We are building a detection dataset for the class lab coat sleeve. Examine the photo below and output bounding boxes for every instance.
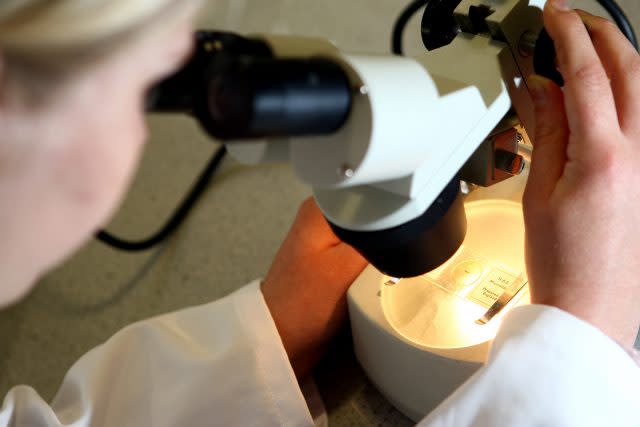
[418,305,640,427]
[0,280,315,427]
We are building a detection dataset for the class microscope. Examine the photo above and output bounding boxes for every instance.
[146,0,582,420]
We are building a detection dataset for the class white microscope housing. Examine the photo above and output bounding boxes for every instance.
[228,0,545,278]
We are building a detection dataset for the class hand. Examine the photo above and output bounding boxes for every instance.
[523,0,640,347]
[261,198,367,379]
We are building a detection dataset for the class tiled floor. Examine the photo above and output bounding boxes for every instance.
[1,1,638,425]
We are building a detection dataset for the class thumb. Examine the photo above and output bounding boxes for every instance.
[525,74,570,200]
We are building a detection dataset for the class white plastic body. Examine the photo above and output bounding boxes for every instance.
[313,36,514,231]
[226,0,543,232]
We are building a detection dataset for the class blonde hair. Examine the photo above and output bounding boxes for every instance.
[0,0,199,102]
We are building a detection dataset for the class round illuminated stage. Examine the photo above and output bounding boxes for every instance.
[382,199,530,353]
[347,199,530,421]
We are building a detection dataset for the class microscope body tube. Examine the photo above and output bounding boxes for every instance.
[226,34,516,277]
[230,34,515,233]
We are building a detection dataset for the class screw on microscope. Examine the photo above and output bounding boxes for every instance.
[338,164,355,178]
[518,31,538,58]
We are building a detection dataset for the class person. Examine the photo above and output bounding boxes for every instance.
[0,0,638,425]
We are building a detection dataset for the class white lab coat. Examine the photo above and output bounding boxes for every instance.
[1,280,639,426]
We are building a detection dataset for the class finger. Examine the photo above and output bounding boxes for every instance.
[293,197,342,248]
[576,10,640,136]
[525,75,570,199]
[543,1,619,142]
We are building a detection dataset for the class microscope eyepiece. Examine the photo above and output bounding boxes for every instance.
[147,31,353,140]
[199,57,353,140]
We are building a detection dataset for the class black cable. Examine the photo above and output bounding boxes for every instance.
[392,0,638,56]
[96,145,227,251]
[392,0,429,55]
[595,0,638,50]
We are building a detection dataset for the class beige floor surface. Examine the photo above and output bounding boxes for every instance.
[1,1,639,425]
